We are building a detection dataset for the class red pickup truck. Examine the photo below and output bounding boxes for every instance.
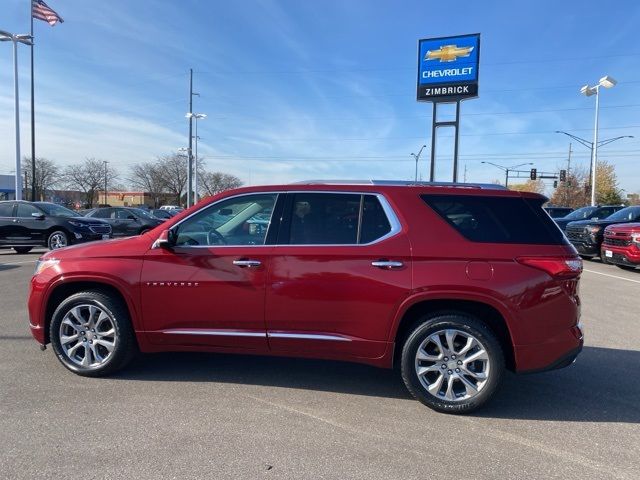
[601,223,640,270]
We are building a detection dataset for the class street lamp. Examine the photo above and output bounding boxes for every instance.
[481,161,533,188]
[555,130,633,205]
[579,75,617,206]
[410,145,427,183]
[0,30,33,201]
[185,113,206,204]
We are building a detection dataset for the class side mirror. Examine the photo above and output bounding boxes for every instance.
[152,229,175,250]
[31,212,45,220]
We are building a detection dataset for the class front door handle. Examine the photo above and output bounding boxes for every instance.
[371,260,404,269]
[233,259,262,268]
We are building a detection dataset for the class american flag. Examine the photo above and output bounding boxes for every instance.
[32,0,64,26]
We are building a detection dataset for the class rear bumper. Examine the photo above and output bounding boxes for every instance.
[514,321,584,373]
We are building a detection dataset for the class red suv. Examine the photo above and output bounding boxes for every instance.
[602,223,640,270]
[28,182,583,413]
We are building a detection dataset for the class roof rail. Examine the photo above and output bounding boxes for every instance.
[292,179,508,190]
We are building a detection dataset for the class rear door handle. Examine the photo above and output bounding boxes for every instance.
[233,259,262,268]
[371,260,404,269]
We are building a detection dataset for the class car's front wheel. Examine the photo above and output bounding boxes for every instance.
[401,314,504,414]
[47,230,69,250]
[50,290,136,377]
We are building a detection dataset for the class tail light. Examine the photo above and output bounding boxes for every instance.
[516,256,583,279]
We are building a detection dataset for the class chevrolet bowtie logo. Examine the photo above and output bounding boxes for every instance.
[425,45,474,62]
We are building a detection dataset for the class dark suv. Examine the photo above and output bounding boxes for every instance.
[565,206,640,258]
[0,201,111,253]
[84,207,164,237]
[554,205,623,231]
[28,182,583,413]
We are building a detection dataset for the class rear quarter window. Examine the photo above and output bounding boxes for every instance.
[422,194,567,245]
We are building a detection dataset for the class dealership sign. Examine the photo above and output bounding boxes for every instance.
[417,33,480,102]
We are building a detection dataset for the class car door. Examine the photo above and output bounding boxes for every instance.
[0,202,16,245]
[111,208,137,236]
[140,192,282,350]
[14,203,47,244]
[264,192,412,359]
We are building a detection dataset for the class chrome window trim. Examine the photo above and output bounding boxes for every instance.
[164,190,402,249]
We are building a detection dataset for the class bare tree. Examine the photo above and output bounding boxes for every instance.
[22,157,60,201]
[157,153,188,205]
[129,162,166,208]
[200,171,243,197]
[63,158,118,207]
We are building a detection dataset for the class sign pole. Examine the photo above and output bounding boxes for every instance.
[429,103,437,181]
[452,100,460,182]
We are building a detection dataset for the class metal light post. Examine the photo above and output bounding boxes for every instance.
[410,145,427,182]
[579,76,617,206]
[556,129,632,205]
[186,113,206,203]
[0,30,33,201]
[103,160,108,205]
[481,161,533,188]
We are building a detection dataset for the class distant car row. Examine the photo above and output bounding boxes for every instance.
[0,201,180,253]
[549,204,640,271]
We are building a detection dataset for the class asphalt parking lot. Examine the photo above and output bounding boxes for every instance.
[0,249,638,479]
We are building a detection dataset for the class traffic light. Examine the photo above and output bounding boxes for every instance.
[559,170,567,182]
[553,180,558,188]
[530,168,537,180]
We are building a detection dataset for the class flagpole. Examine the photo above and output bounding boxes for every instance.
[30,0,36,201]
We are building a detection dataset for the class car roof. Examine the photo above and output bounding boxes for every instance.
[209,180,545,200]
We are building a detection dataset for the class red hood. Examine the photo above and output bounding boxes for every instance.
[41,234,152,260]
[605,223,640,235]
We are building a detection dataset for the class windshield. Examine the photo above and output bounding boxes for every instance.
[36,203,80,218]
[603,206,640,222]
[562,206,596,220]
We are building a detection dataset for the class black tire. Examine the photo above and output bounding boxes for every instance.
[579,255,592,261]
[47,230,69,250]
[616,264,637,272]
[49,290,136,377]
[13,246,33,254]
[401,314,505,414]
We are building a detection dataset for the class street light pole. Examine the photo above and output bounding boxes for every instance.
[185,113,206,204]
[410,145,427,182]
[103,160,108,206]
[580,75,617,206]
[555,130,632,206]
[480,161,533,188]
[0,30,32,201]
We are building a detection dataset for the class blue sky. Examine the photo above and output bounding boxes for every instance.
[1,0,639,196]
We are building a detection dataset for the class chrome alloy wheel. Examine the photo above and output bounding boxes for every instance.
[58,304,117,368]
[414,329,490,402]
[49,232,68,249]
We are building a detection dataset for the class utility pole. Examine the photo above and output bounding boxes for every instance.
[463,163,467,183]
[30,9,36,202]
[187,68,194,208]
[103,160,108,206]
[565,143,572,206]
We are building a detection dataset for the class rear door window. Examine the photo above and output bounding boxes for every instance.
[0,203,14,217]
[281,193,394,245]
[422,194,567,245]
[16,203,41,218]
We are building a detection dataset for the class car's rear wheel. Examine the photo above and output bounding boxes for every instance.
[47,230,69,250]
[50,291,136,377]
[13,246,33,254]
[401,314,504,414]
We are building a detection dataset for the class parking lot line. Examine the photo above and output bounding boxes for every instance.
[583,268,640,285]
[0,260,37,266]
